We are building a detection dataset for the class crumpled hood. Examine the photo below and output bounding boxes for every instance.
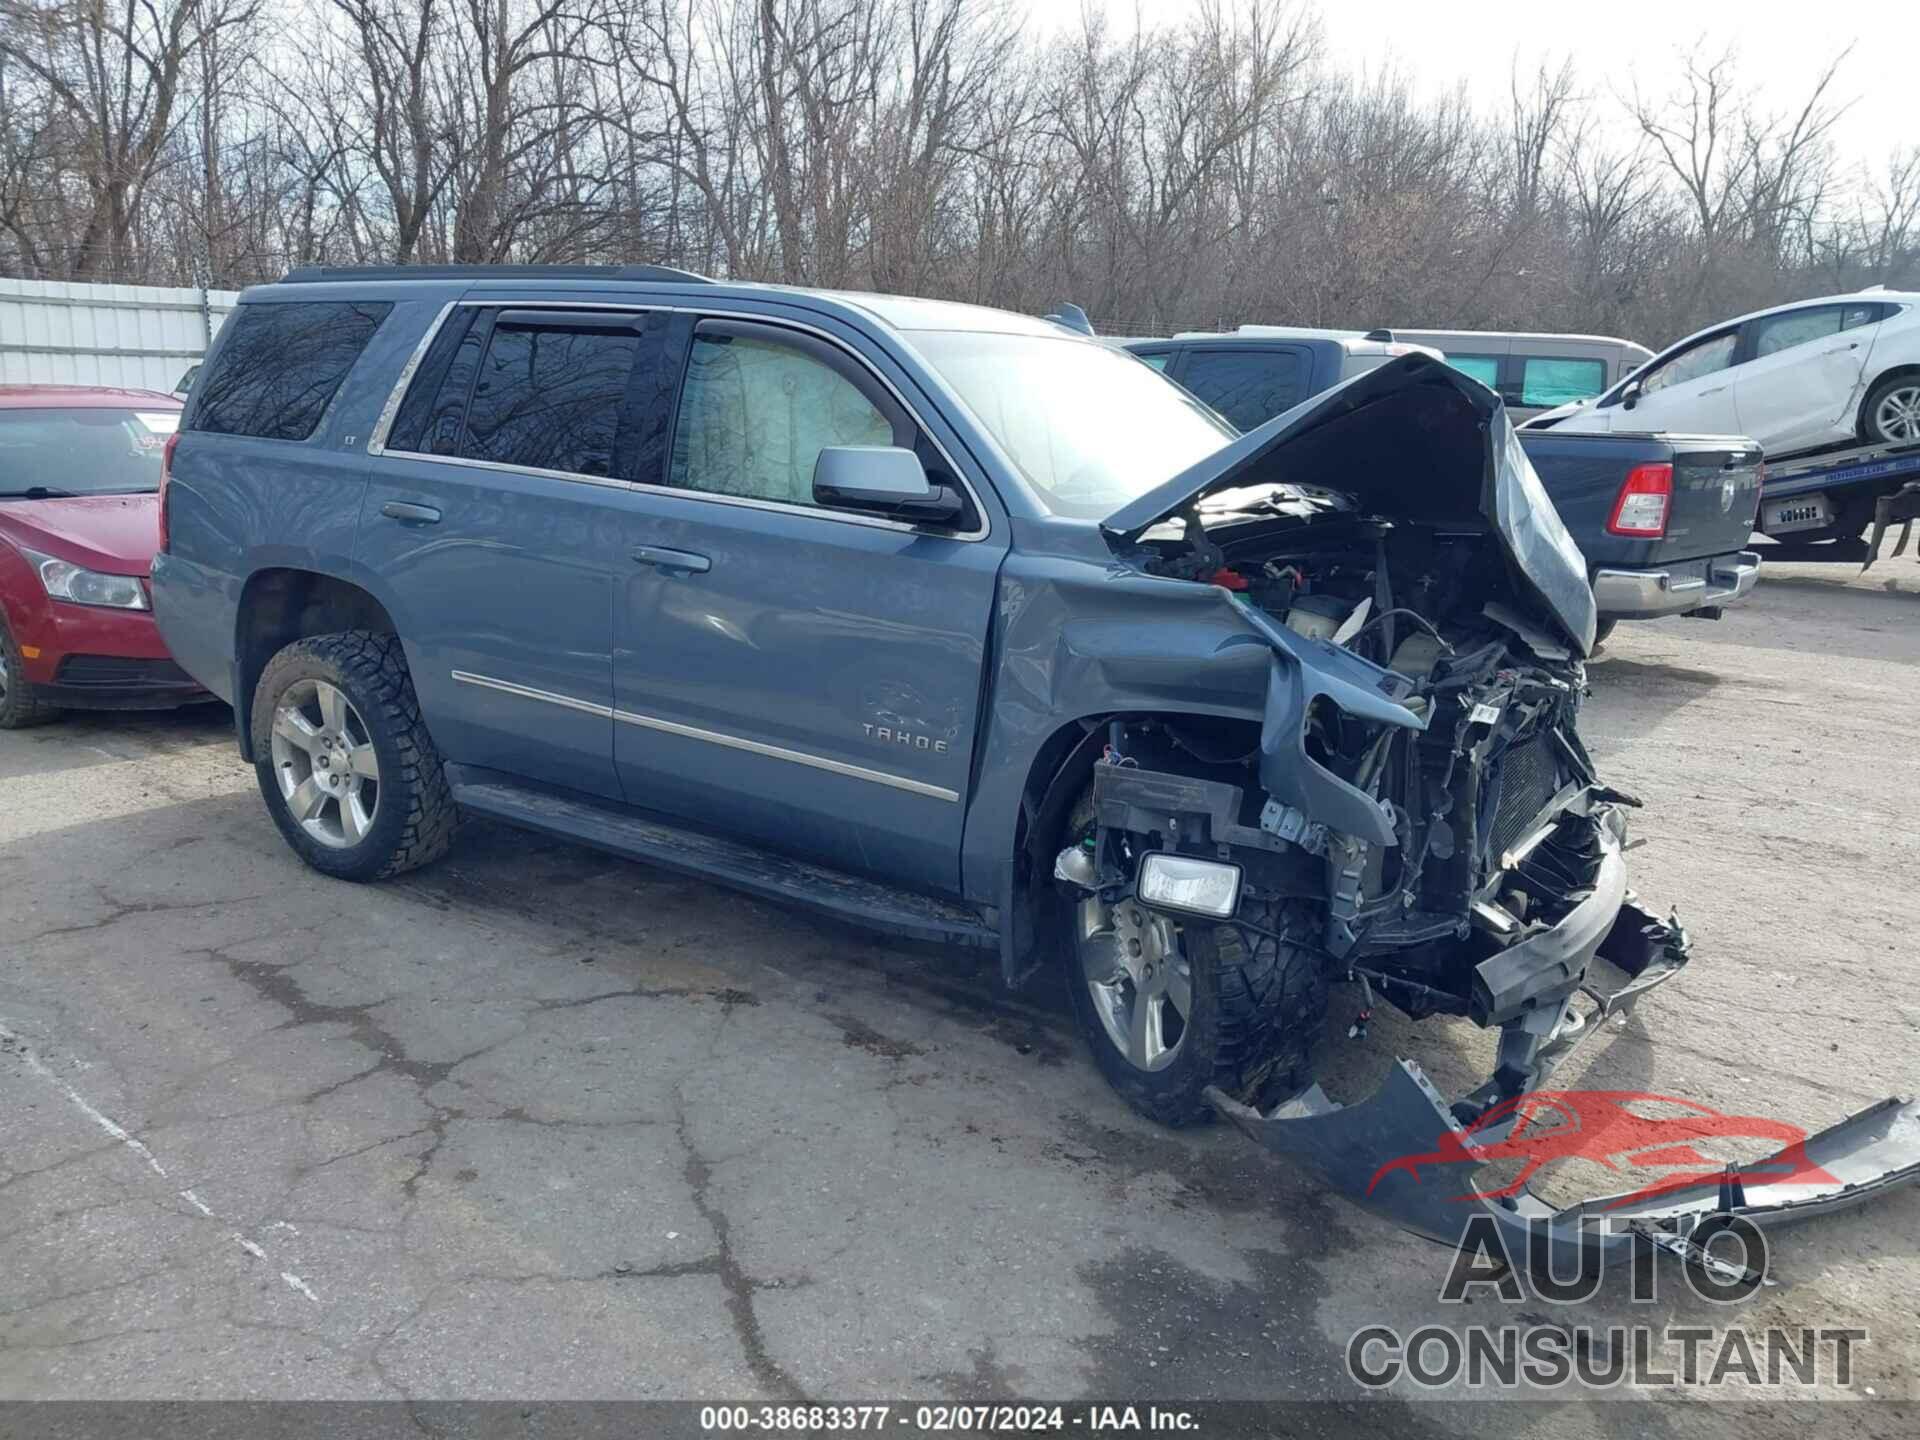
[0,493,161,576]
[1103,354,1598,653]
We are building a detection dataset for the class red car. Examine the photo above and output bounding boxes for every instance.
[0,386,208,726]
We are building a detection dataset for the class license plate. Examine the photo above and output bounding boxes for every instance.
[1764,492,1831,533]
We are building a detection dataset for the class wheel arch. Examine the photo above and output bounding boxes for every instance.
[1000,707,1265,987]
[233,568,399,760]
[1859,364,1920,441]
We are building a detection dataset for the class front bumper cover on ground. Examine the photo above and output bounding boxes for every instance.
[1208,895,1920,1273]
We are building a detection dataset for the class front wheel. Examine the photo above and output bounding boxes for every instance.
[0,617,59,728]
[1068,887,1329,1128]
[251,630,458,881]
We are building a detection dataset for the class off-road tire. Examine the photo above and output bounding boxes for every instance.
[0,617,59,728]
[1068,878,1330,1128]
[251,630,458,881]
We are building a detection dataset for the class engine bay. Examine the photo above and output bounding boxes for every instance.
[1111,498,1617,1020]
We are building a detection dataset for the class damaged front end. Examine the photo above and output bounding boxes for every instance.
[1064,356,1920,1258]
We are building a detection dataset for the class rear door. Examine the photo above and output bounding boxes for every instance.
[358,305,646,801]
[1731,302,1881,452]
[605,314,1006,895]
[1168,345,1315,429]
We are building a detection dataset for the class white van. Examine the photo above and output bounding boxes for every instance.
[1392,330,1654,420]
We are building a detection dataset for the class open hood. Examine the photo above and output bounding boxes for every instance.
[1103,354,1597,653]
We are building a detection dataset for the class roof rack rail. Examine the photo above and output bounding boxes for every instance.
[276,263,713,285]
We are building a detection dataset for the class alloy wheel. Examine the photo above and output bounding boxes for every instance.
[1874,384,1920,443]
[269,678,380,848]
[1075,893,1192,1071]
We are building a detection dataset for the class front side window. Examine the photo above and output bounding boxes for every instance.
[191,301,391,440]
[912,330,1234,519]
[1134,352,1172,372]
[1177,349,1307,430]
[668,332,894,507]
[461,319,641,477]
[1639,332,1738,397]
[0,408,178,497]
[1520,356,1606,408]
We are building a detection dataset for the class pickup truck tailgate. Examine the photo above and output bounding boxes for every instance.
[1519,430,1762,569]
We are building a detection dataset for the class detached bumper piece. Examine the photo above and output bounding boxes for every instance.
[1208,903,1920,1274]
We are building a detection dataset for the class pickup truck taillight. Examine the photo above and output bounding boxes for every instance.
[1606,462,1673,537]
[158,430,180,552]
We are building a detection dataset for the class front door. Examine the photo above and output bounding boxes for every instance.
[1733,303,1879,452]
[607,316,1005,895]
[357,306,653,801]
[1611,327,1742,436]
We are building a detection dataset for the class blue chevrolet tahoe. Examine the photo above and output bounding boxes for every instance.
[152,265,1690,1143]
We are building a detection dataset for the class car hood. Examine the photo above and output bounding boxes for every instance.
[1521,397,1596,430]
[0,493,160,576]
[1103,353,1597,653]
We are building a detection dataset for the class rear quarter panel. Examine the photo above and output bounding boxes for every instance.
[151,293,449,705]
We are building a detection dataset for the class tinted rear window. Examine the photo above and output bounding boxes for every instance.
[1520,356,1606,408]
[1178,348,1308,429]
[191,301,392,441]
[460,319,641,477]
[1445,354,1501,389]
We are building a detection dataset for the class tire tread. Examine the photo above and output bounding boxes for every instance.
[253,630,457,878]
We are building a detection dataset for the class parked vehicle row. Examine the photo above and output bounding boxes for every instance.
[9,261,1919,1255]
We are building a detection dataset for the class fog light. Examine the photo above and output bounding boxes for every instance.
[1136,853,1242,920]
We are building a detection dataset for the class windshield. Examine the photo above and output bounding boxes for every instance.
[911,331,1234,519]
[0,407,179,497]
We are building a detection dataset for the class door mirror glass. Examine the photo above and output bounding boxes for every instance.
[813,446,962,523]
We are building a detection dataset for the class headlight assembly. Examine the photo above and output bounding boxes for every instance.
[22,547,149,610]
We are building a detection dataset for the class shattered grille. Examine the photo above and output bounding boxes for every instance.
[1486,731,1564,861]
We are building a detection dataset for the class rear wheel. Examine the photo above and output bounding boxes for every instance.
[1590,617,1618,650]
[1861,375,1920,446]
[251,630,458,880]
[0,618,59,728]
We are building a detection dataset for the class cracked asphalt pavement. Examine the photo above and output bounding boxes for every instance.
[2,560,1917,1431]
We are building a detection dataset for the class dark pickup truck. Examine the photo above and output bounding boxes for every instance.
[1124,335,1762,643]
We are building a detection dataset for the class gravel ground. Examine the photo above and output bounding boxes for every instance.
[1,558,1916,1435]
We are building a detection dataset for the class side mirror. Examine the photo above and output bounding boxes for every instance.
[1620,381,1642,412]
[813,446,963,524]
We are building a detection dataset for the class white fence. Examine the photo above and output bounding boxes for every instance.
[0,278,240,394]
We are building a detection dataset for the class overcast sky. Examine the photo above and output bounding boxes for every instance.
[1033,0,1914,179]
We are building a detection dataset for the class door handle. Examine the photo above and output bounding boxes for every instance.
[631,544,710,574]
[381,501,442,524]
[1699,386,1727,397]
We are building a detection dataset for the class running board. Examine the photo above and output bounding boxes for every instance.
[449,775,997,950]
